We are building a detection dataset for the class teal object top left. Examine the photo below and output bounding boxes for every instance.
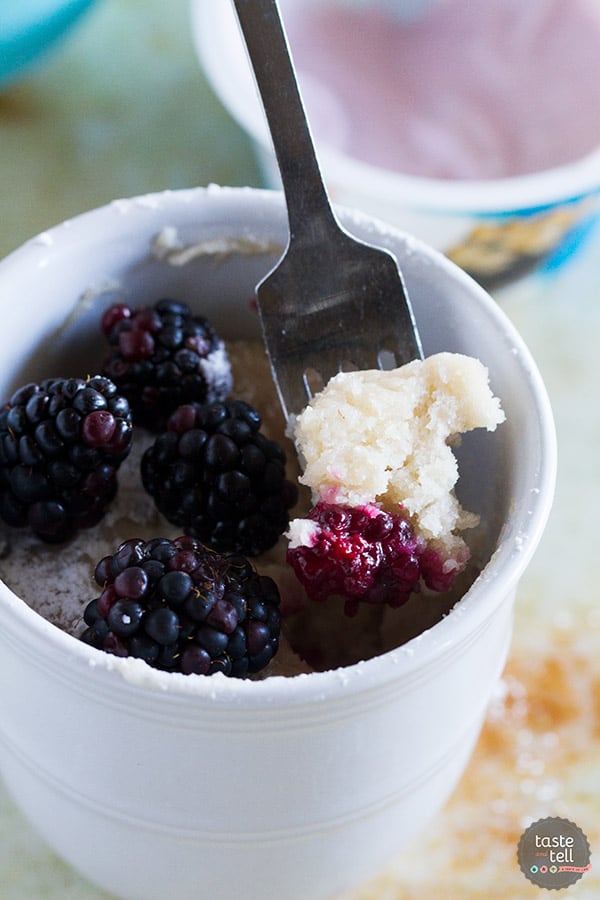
[0,0,97,86]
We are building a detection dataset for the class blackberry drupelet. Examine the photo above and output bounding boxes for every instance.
[141,400,298,556]
[286,501,458,616]
[0,376,132,542]
[101,298,232,431]
[80,536,281,677]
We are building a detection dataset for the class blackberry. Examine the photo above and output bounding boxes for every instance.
[101,298,232,430]
[141,400,298,556]
[287,502,432,616]
[0,376,133,542]
[80,536,281,677]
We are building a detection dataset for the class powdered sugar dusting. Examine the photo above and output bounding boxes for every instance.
[200,341,233,401]
[0,431,169,634]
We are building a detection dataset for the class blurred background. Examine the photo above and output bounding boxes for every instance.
[0,1,599,897]
[0,0,262,261]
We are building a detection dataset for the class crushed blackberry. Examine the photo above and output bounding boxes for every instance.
[101,298,232,431]
[141,400,298,556]
[80,536,281,677]
[0,376,132,542]
[286,501,466,616]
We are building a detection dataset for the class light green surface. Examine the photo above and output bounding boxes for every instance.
[0,0,261,260]
[0,791,107,898]
[1,1,599,898]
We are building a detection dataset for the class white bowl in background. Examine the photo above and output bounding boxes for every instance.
[191,0,600,289]
[0,186,555,899]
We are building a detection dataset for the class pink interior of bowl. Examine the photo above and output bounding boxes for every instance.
[192,1,600,213]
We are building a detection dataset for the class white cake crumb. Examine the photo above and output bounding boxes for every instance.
[291,352,505,544]
[286,518,320,550]
[150,226,282,266]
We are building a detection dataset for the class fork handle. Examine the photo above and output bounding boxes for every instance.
[232,0,338,242]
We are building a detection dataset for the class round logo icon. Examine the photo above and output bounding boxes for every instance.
[517,817,591,890]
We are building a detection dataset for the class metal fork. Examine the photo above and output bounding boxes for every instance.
[232,0,423,422]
